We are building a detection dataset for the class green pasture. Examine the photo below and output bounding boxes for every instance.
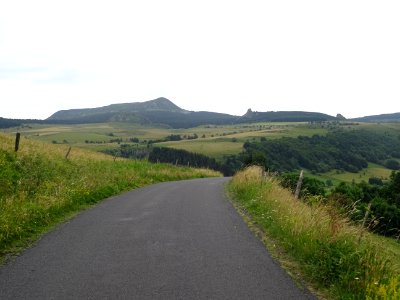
[11,123,176,145]
[12,122,334,145]
[158,139,244,160]
[305,164,391,189]
[8,121,400,184]
[313,163,393,186]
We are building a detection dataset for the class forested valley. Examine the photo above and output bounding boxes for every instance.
[136,127,400,237]
[233,128,400,237]
[241,129,400,173]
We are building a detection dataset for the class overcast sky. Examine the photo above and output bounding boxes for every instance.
[1,0,399,120]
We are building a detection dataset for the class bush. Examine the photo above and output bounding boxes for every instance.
[385,159,400,170]
[369,177,383,186]
[243,151,267,167]
[279,172,326,197]
[331,172,400,236]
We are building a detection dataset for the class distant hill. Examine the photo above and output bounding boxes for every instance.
[0,117,53,129]
[47,97,237,128]
[236,109,336,123]
[47,97,184,121]
[350,113,400,123]
[2,97,398,129]
[0,117,84,129]
[0,117,32,129]
[47,97,340,128]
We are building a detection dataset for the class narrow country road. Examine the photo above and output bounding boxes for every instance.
[0,178,314,299]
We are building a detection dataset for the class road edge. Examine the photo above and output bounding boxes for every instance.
[224,180,327,300]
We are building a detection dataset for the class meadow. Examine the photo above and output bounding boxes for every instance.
[314,163,394,186]
[8,121,329,153]
[0,132,219,263]
[6,121,400,182]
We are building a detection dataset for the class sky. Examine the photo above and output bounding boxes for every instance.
[0,0,399,120]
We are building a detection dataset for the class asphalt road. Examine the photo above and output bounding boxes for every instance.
[0,177,315,299]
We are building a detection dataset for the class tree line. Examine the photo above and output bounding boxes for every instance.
[238,129,400,173]
[103,144,237,175]
[148,147,220,170]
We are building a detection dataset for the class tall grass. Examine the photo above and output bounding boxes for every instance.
[228,166,399,299]
[0,133,219,261]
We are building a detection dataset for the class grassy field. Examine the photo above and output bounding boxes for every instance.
[155,122,330,158]
[9,122,330,151]
[0,132,220,263]
[9,121,399,149]
[3,122,277,161]
[228,166,400,299]
[309,163,394,187]
[8,123,172,145]
[7,121,400,183]
[158,139,244,160]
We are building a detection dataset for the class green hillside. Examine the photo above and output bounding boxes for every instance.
[47,97,184,120]
[241,127,400,173]
[237,109,336,123]
[0,132,219,263]
[352,112,400,123]
[46,97,238,128]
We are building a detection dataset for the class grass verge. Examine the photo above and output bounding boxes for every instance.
[227,166,400,299]
[0,133,220,263]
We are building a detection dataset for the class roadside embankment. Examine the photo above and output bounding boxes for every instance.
[228,166,399,299]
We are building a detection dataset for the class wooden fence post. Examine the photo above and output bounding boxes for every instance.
[294,170,304,199]
[15,132,21,152]
[65,146,72,159]
[358,202,372,244]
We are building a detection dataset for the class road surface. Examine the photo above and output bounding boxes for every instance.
[0,177,314,299]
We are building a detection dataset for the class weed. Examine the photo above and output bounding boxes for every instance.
[366,275,400,299]
[228,166,399,299]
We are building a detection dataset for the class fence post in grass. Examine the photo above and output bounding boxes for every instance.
[358,202,372,244]
[294,170,304,200]
[261,166,267,178]
[65,146,72,159]
[14,132,21,152]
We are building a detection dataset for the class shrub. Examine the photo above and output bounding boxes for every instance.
[279,172,326,197]
[385,159,400,170]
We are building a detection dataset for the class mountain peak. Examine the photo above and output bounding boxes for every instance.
[336,113,346,120]
[144,97,182,111]
[47,97,184,121]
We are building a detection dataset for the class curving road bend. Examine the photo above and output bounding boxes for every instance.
[0,177,315,299]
